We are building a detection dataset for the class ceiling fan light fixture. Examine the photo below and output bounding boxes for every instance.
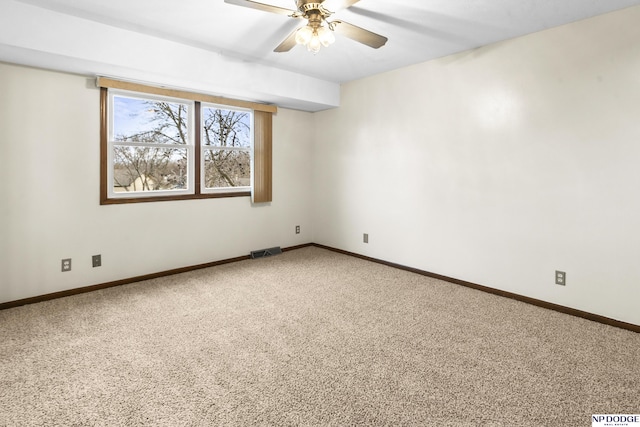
[307,34,322,53]
[225,0,388,53]
[295,22,334,54]
[317,25,335,47]
[295,25,314,45]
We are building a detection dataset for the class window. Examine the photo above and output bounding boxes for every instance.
[110,93,194,197]
[201,104,252,193]
[98,77,275,204]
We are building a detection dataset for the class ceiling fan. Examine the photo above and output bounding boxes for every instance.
[224,0,388,53]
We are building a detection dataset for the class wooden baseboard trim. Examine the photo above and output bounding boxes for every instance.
[312,244,640,334]
[2,242,637,334]
[282,243,314,253]
[0,243,314,311]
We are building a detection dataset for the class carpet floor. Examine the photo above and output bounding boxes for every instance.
[1,246,638,426]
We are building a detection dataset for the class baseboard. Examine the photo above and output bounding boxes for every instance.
[2,242,638,334]
[312,244,639,334]
[0,243,314,311]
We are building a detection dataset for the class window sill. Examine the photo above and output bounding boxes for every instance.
[100,191,251,205]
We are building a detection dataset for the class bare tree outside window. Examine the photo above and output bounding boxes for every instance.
[202,107,252,189]
[112,97,189,193]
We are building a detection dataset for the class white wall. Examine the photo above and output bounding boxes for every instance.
[312,6,640,325]
[0,63,314,303]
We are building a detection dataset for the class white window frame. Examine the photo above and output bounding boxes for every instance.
[107,90,195,199]
[200,103,254,195]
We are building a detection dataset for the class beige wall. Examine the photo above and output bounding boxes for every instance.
[312,6,640,325]
[0,63,314,303]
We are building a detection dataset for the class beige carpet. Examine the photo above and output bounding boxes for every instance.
[1,246,638,426]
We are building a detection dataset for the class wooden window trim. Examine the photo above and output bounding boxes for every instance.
[99,79,274,205]
[96,77,277,113]
[253,111,272,204]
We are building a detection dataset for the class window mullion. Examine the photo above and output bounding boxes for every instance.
[195,101,201,195]
[201,146,249,152]
[112,141,188,149]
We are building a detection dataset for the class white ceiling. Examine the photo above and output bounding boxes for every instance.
[12,0,640,83]
[3,0,640,110]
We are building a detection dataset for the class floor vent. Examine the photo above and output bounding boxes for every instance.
[250,247,283,259]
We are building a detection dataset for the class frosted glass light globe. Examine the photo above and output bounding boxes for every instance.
[295,26,313,45]
[317,26,335,47]
[307,35,322,53]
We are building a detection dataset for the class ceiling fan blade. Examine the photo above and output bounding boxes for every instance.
[274,28,300,52]
[330,20,388,49]
[323,0,361,12]
[224,0,295,16]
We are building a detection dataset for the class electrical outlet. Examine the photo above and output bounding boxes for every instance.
[61,258,71,272]
[295,225,300,234]
[92,254,101,268]
[363,233,369,244]
[555,270,566,286]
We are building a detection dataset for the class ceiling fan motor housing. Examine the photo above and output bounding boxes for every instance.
[297,1,331,18]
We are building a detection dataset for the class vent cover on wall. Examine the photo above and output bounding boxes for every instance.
[250,247,283,259]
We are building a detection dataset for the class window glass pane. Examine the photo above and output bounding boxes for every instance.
[113,146,188,192]
[204,149,250,188]
[113,96,189,145]
[202,107,251,148]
